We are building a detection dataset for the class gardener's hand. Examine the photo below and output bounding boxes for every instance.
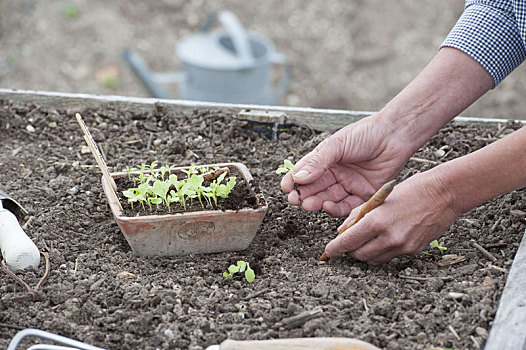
[281,114,413,217]
[324,170,460,263]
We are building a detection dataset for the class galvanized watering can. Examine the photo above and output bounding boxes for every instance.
[175,11,292,105]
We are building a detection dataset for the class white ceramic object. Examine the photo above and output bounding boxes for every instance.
[0,203,40,271]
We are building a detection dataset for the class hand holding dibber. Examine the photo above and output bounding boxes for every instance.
[319,180,396,261]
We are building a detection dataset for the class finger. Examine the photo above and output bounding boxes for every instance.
[324,219,377,258]
[287,190,300,206]
[299,183,352,212]
[292,135,345,184]
[294,170,337,200]
[350,236,395,262]
[280,172,295,193]
[323,196,365,218]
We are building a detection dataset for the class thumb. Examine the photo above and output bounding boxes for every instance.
[293,136,343,184]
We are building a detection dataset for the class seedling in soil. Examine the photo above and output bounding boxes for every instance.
[103,75,119,89]
[204,172,237,207]
[152,180,171,209]
[223,260,255,283]
[122,163,235,212]
[276,159,295,176]
[429,240,448,254]
[125,165,136,180]
[63,5,79,19]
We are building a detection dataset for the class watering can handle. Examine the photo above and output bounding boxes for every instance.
[270,52,292,105]
[201,11,255,67]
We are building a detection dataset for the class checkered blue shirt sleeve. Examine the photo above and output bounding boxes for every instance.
[441,0,526,87]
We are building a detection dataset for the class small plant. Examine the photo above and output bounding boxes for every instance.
[429,240,448,254]
[276,159,295,176]
[125,165,133,180]
[103,76,119,89]
[63,5,79,19]
[223,260,255,283]
[204,172,236,207]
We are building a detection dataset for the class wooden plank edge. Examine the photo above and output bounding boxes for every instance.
[0,89,370,132]
[4,89,523,132]
[484,229,526,350]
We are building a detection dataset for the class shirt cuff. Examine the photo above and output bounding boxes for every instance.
[441,4,526,87]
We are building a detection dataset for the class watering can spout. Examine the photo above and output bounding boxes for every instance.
[175,10,293,105]
[215,11,255,67]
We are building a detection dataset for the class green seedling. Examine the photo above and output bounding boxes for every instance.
[160,165,171,180]
[136,163,148,185]
[218,176,236,199]
[63,5,79,19]
[199,166,211,174]
[5,53,16,64]
[148,161,157,174]
[152,180,171,210]
[104,76,119,89]
[223,260,255,283]
[137,183,151,209]
[122,189,138,208]
[123,182,150,209]
[276,159,294,176]
[187,174,205,208]
[182,164,199,177]
[429,240,448,254]
[204,172,236,207]
[148,196,162,207]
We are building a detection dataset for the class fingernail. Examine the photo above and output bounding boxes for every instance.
[294,169,309,179]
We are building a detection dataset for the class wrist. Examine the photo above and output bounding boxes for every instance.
[375,47,493,155]
[432,127,526,214]
[376,98,443,155]
[427,162,469,218]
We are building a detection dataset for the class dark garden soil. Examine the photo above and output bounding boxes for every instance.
[0,99,525,350]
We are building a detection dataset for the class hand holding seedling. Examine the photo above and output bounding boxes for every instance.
[277,87,462,263]
[280,118,412,217]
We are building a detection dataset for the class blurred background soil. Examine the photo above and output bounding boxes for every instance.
[1,0,526,119]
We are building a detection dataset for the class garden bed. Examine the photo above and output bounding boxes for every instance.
[0,95,525,350]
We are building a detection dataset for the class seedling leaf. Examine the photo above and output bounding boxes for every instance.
[276,159,295,176]
[429,240,447,254]
[245,266,255,283]
[237,261,247,272]
[222,260,255,283]
[228,264,240,274]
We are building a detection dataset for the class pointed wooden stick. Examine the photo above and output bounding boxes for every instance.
[318,180,396,261]
[75,113,122,211]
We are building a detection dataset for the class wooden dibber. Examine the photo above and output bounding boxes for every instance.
[75,113,122,211]
[318,180,396,261]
